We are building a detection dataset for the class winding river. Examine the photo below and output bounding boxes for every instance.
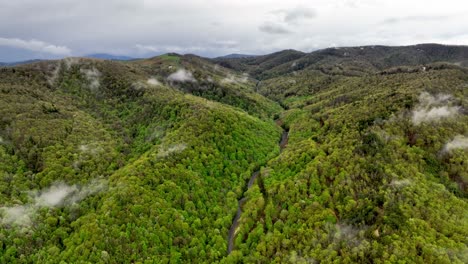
[227,129,289,254]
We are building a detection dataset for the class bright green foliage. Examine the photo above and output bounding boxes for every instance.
[229,66,468,263]
[1,45,468,263]
[0,58,280,263]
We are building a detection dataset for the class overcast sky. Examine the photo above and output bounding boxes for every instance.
[0,0,467,61]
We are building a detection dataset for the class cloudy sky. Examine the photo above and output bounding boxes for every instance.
[0,0,467,61]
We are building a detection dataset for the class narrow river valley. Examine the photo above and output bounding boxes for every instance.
[227,128,289,254]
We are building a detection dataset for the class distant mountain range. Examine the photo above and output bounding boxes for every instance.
[3,44,468,70]
[0,54,136,66]
[215,53,257,59]
[0,59,43,67]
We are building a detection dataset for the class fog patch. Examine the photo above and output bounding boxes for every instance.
[390,179,412,188]
[412,92,460,125]
[157,143,187,158]
[147,78,161,86]
[221,73,248,84]
[288,250,316,263]
[79,143,103,155]
[48,58,80,85]
[131,81,146,91]
[47,61,61,86]
[1,179,107,227]
[167,69,196,83]
[80,67,101,90]
[324,223,368,250]
[443,135,468,152]
[34,183,77,207]
[333,224,363,243]
[1,206,32,227]
[64,57,79,70]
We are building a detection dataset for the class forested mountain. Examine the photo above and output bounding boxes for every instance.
[215,44,468,79]
[1,45,467,263]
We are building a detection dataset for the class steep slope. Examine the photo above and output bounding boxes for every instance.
[225,64,468,263]
[0,58,282,263]
[1,44,468,263]
[214,49,306,79]
[131,53,282,119]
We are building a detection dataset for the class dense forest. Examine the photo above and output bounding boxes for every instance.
[1,44,467,263]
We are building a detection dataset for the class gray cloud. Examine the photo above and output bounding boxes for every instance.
[259,22,292,35]
[274,7,317,24]
[382,15,450,25]
[0,0,467,60]
[135,44,205,55]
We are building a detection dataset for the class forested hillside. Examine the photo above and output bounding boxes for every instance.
[1,44,468,263]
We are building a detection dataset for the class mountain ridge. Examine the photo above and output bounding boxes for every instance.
[1,43,467,263]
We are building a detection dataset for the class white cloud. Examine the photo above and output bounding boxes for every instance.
[0,37,71,55]
[411,92,460,125]
[443,135,468,152]
[167,69,196,82]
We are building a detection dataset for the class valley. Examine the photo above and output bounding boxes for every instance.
[227,124,288,254]
[0,44,467,263]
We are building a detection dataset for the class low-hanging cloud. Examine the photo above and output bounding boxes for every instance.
[221,73,249,84]
[167,69,196,82]
[0,37,71,55]
[157,143,187,158]
[411,92,460,125]
[1,179,107,227]
[80,67,101,90]
[147,78,162,86]
[443,135,468,152]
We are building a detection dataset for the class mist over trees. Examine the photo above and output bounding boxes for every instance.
[1,44,468,263]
